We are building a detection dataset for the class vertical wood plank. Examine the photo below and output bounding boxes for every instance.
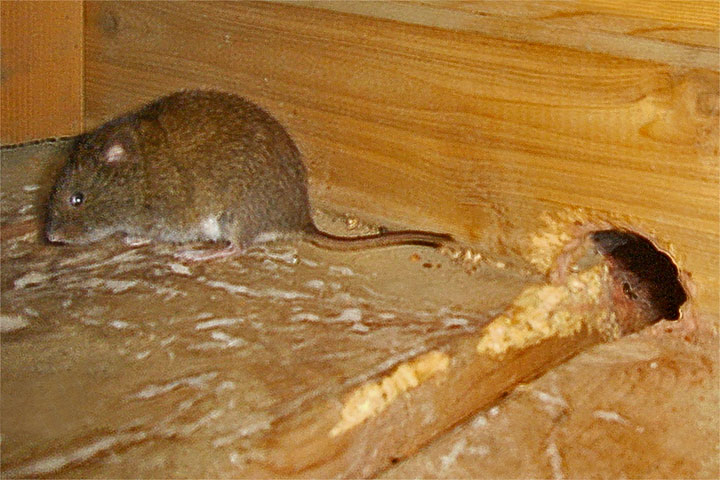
[1,1,83,144]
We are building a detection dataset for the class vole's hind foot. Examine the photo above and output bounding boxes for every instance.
[175,244,243,262]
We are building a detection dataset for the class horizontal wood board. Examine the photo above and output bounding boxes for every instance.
[2,142,716,478]
[83,1,719,314]
[299,1,720,69]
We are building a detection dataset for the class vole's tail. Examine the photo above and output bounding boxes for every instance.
[303,225,452,251]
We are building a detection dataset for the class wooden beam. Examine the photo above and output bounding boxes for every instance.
[83,1,718,314]
[296,1,719,69]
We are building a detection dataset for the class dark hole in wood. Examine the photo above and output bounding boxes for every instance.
[591,229,687,321]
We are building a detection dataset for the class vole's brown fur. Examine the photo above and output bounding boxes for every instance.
[46,90,451,258]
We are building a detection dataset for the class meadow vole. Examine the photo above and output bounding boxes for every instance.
[46,90,451,259]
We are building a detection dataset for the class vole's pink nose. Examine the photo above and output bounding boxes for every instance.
[45,222,65,244]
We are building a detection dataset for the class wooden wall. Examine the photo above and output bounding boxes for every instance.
[0,1,83,144]
[14,1,720,315]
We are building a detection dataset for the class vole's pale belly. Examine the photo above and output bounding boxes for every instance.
[146,215,226,243]
[187,216,283,244]
[199,216,222,241]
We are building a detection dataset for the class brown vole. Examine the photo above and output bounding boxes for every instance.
[46,90,451,259]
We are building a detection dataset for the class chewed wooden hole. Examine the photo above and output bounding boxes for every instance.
[591,229,687,322]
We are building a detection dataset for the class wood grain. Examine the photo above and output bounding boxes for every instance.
[82,1,718,314]
[298,1,719,68]
[4,141,689,478]
[1,141,532,478]
[0,1,83,144]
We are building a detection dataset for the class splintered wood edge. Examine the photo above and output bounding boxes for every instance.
[329,351,450,438]
[252,217,693,478]
[253,262,623,478]
[476,265,620,359]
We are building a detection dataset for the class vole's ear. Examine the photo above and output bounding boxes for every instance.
[104,142,128,163]
[102,131,137,164]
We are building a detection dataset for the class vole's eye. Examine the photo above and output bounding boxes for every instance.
[69,192,84,207]
[622,282,638,300]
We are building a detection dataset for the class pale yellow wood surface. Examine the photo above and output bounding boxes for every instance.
[3,142,713,479]
[0,1,83,144]
[0,141,530,478]
[82,1,718,314]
